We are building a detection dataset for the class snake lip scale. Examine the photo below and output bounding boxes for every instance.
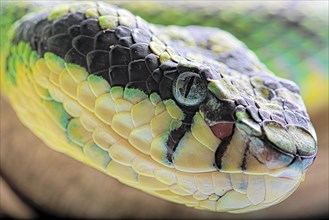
[1,1,318,213]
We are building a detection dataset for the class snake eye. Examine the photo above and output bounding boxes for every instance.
[173,72,207,106]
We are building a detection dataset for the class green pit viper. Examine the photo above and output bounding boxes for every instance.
[1,1,326,213]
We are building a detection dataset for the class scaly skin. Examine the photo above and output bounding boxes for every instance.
[0,1,318,213]
[120,1,329,112]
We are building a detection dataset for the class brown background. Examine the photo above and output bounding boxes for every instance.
[0,95,328,219]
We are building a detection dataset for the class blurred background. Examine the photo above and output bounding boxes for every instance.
[1,0,328,219]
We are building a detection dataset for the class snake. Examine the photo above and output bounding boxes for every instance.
[0,1,321,213]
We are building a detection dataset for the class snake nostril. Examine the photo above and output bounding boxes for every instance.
[210,122,234,139]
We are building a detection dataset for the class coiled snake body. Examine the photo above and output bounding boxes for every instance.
[1,1,319,213]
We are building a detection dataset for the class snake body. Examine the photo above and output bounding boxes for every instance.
[1,1,318,213]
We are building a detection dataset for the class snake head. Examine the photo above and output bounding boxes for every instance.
[172,60,317,179]
[4,1,319,213]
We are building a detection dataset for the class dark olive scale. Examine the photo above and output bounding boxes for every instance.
[97,70,111,82]
[114,26,131,38]
[65,48,88,69]
[80,18,101,36]
[163,69,178,81]
[146,76,159,93]
[119,36,134,47]
[47,34,72,57]
[109,45,130,66]
[128,59,149,82]
[108,65,129,87]
[30,19,48,49]
[158,77,173,100]
[131,28,152,44]
[94,30,118,50]
[68,25,81,38]
[160,60,178,71]
[130,43,151,60]
[73,35,94,55]
[52,18,71,35]
[86,50,110,73]
[145,54,160,73]
[151,68,163,83]
[67,12,86,24]
[39,24,52,55]
[14,12,48,45]
[24,21,38,43]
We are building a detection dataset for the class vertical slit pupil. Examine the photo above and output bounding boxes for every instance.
[184,76,195,98]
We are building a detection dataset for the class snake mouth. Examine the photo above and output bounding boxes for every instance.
[204,113,316,178]
[200,70,317,177]
[239,125,316,178]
